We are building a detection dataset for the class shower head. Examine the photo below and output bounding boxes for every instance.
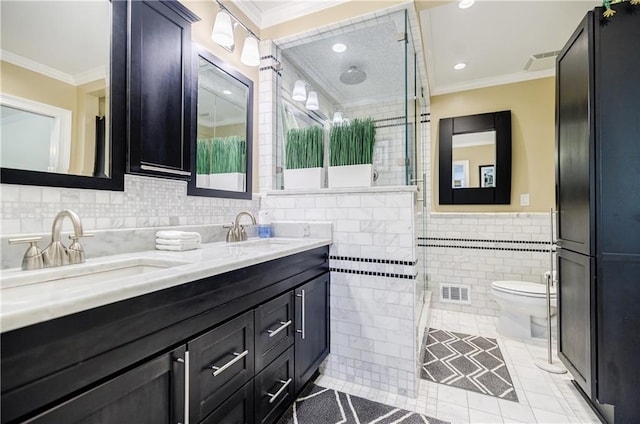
[339,66,367,85]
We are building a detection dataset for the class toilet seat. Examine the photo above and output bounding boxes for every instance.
[491,280,556,298]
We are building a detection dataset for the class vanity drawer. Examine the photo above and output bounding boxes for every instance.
[254,291,294,371]
[188,310,254,423]
[254,346,295,424]
[200,379,254,424]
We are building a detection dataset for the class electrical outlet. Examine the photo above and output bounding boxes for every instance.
[520,193,530,206]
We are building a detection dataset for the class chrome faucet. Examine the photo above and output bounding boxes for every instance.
[225,211,257,242]
[9,209,92,270]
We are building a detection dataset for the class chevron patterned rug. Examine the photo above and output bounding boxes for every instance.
[419,328,519,402]
[277,384,448,424]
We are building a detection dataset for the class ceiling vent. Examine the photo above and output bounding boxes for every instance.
[524,50,561,72]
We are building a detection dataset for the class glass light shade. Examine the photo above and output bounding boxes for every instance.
[332,111,343,125]
[240,36,260,66]
[291,80,306,102]
[306,91,319,111]
[211,11,234,47]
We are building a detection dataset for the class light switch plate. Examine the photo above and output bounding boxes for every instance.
[520,193,530,206]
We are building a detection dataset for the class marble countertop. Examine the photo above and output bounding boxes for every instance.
[0,237,332,333]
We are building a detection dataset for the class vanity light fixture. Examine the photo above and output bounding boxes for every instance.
[292,80,307,101]
[211,1,261,67]
[454,62,467,70]
[332,43,347,53]
[332,111,343,124]
[306,91,320,111]
[459,0,475,9]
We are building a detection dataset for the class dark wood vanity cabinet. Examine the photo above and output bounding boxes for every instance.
[127,0,199,179]
[556,5,640,423]
[0,247,329,424]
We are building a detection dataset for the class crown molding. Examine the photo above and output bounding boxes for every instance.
[430,68,555,96]
[234,0,349,30]
[1,49,75,85]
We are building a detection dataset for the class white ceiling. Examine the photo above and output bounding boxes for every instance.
[234,0,601,97]
[421,0,600,95]
[281,15,406,106]
[0,1,109,85]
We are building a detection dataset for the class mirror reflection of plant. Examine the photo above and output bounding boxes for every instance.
[285,126,324,169]
[329,117,376,166]
[209,136,246,174]
[196,139,210,175]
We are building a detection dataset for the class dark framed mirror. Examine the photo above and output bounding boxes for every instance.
[0,0,126,191]
[187,46,253,199]
[439,110,511,205]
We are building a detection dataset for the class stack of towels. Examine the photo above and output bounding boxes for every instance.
[155,230,201,251]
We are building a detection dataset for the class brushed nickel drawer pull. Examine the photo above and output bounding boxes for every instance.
[267,320,292,338]
[267,378,292,404]
[210,350,249,377]
[296,290,306,340]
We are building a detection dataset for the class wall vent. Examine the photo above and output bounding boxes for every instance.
[523,50,561,72]
[440,284,471,304]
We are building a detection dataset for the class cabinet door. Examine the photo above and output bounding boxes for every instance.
[25,346,186,424]
[255,347,295,424]
[128,0,198,179]
[556,13,595,255]
[557,248,596,399]
[255,291,295,371]
[188,310,255,423]
[294,273,330,393]
[200,380,254,424]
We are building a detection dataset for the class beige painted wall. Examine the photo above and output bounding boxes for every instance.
[430,77,555,213]
[181,0,260,193]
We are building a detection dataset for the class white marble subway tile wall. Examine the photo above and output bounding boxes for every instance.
[262,188,419,397]
[423,213,552,316]
[0,174,259,235]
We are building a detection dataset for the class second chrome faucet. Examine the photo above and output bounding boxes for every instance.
[225,211,256,242]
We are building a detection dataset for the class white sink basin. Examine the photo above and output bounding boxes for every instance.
[1,257,191,289]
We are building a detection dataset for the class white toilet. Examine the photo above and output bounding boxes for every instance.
[491,280,556,339]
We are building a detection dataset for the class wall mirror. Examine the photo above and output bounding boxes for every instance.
[187,46,253,199]
[439,110,511,204]
[0,0,125,190]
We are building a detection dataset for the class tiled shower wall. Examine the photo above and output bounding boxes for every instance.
[0,174,258,235]
[423,212,552,316]
[262,187,419,397]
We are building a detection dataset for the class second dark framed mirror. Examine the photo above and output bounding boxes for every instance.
[187,46,253,200]
[439,110,511,205]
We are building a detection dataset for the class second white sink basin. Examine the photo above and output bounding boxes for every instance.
[1,257,190,289]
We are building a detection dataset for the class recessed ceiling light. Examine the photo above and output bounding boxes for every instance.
[459,0,475,9]
[332,43,347,53]
[222,89,232,95]
[454,62,467,70]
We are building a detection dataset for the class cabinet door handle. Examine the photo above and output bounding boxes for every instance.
[210,350,249,377]
[266,378,292,404]
[174,351,189,424]
[296,290,306,340]
[267,320,292,338]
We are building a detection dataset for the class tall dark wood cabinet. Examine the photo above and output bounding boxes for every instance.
[556,4,640,423]
[128,0,199,179]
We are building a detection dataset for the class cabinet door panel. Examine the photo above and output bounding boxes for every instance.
[128,0,196,178]
[255,347,294,424]
[255,291,295,371]
[25,347,185,424]
[557,248,595,398]
[201,380,254,424]
[556,17,594,255]
[189,310,254,423]
[294,273,330,393]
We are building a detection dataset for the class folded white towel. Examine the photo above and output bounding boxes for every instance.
[155,243,199,252]
[156,238,201,247]
[155,230,201,242]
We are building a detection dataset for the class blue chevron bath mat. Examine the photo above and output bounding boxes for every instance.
[420,328,519,402]
[277,384,448,424]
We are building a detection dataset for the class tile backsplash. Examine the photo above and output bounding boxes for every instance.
[0,174,259,236]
